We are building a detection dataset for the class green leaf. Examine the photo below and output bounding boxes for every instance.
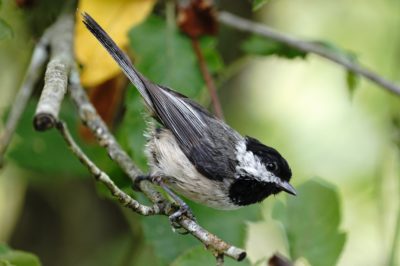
[346,70,359,96]
[6,100,86,175]
[0,18,13,40]
[200,36,224,74]
[252,0,269,11]
[171,245,251,266]
[129,15,207,98]
[116,87,148,171]
[0,244,41,266]
[5,99,117,180]
[140,201,260,265]
[140,215,197,265]
[242,35,307,59]
[191,202,260,245]
[273,178,346,266]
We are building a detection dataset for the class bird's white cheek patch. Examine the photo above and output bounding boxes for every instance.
[235,141,278,184]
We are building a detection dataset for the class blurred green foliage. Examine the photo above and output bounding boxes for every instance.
[128,15,221,98]
[346,70,359,96]
[0,0,12,40]
[6,100,87,176]
[5,100,120,182]
[0,18,12,40]
[273,178,346,266]
[0,244,41,266]
[252,0,269,11]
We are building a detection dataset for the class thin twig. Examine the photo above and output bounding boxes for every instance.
[0,34,49,166]
[191,38,224,120]
[219,11,400,96]
[216,253,224,266]
[179,218,246,261]
[68,67,146,185]
[55,120,160,216]
[68,66,247,261]
[34,12,75,131]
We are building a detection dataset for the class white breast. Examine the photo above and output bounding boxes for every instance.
[145,128,240,210]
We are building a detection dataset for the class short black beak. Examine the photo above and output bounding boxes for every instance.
[278,181,296,196]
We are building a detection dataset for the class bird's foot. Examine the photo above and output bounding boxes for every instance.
[168,200,197,234]
[150,175,196,234]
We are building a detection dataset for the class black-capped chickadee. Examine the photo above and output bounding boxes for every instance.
[82,13,296,210]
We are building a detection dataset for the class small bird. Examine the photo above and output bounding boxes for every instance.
[82,13,296,211]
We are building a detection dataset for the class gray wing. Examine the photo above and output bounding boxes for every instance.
[147,84,240,181]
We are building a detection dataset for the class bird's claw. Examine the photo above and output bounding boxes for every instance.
[132,174,196,234]
[169,202,196,235]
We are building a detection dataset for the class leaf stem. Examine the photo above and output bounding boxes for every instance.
[191,38,224,120]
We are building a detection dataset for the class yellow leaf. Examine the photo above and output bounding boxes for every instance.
[75,0,156,87]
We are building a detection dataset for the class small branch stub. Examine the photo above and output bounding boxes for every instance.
[34,13,74,131]
[216,253,224,266]
[34,59,69,130]
[33,113,57,131]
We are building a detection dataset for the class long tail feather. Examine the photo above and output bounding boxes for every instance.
[81,12,153,108]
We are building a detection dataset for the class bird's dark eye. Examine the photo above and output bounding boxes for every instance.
[266,162,278,172]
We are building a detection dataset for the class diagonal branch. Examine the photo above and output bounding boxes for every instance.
[219,11,400,96]
[55,120,160,216]
[0,33,50,166]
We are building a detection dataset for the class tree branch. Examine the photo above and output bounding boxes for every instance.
[0,33,49,166]
[34,12,75,131]
[218,11,400,96]
[55,120,160,216]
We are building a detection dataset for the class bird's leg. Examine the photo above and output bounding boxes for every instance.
[132,174,150,192]
[151,176,196,222]
[133,174,196,233]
